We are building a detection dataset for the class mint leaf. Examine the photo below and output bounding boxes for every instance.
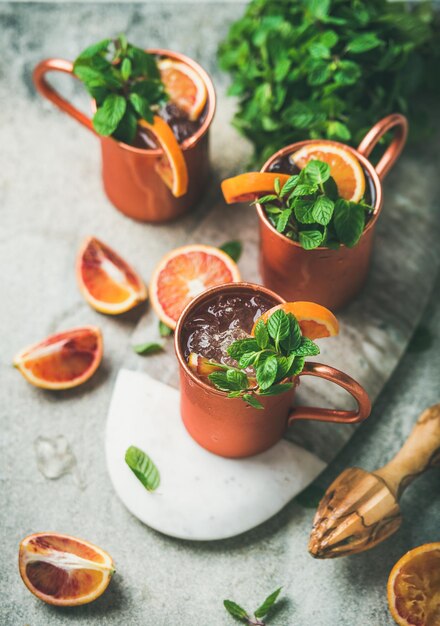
[239,352,258,368]
[299,229,324,250]
[333,199,365,247]
[121,57,132,81]
[347,33,382,54]
[259,383,293,396]
[75,38,111,61]
[220,240,242,262]
[267,309,290,343]
[243,393,264,410]
[254,319,269,349]
[292,183,318,197]
[288,356,305,376]
[133,342,163,355]
[159,321,173,337]
[292,337,320,357]
[280,175,299,197]
[223,600,249,622]
[125,445,160,492]
[208,371,235,392]
[256,355,278,390]
[304,160,330,185]
[93,94,127,136]
[227,338,259,360]
[276,208,292,232]
[226,369,249,390]
[254,587,282,618]
[129,92,153,121]
[294,199,316,224]
[312,196,334,225]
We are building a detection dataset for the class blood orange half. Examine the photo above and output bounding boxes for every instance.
[13,326,103,390]
[77,236,147,315]
[19,532,114,606]
[150,244,241,329]
[253,302,339,340]
[158,58,207,122]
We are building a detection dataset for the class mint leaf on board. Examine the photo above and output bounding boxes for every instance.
[254,587,282,619]
[220,240,243,262]
[159,321,173,337]
[223,600,249,622]
[125,445,160,492]
[133,342,163,355]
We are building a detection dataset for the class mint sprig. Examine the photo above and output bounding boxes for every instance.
[208,308,319,408]
[73,34,168,144]
[258,159,371,249]
[224,588,282,625]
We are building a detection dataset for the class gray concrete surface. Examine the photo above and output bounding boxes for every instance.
[1,3,439,625]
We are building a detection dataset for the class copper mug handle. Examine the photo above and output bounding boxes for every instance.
[288,362,371,425]
[357,113,408,181]
[33,58,95,133]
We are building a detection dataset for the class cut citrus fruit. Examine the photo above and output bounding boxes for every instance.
[188,353,223,377]
[139,115,188,197]
[158,58,207,122]
[221,172,290,204]
[290,143,366,202]
[19,532,114,606]
[387,543,440,626]
[150,244,241,329]
[13,326,102,390]
[252,302,339,340]
[77,236,147,315]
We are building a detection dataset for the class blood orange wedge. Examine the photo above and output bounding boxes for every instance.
[13,326,102,390]
[221,172,290,204]
[150,244,241,329]
[188,353,223,377]
[139,115,188,197]
[19,532,114,606]
[387,543,440,626]
[77,237,147,315]
[158,58,207,122]
[290,143,366,202]
[252,302,339,340]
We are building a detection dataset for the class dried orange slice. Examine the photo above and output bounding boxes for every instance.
[139,115,188,197]
[252,302,339,340]
[221,172,291,204]
[387,543,440,626]
[150,244,241,329]
[158,58,207,122]
[77,236,147,315]
[19,532,114,606]
[13,326,103,390]
[290,143,366,202]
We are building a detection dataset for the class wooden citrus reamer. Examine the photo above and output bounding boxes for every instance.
[309,404,440,558]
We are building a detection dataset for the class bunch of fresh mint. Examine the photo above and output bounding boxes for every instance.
[258,159,371,249]
[218,0,440,164]
[208,308,319,409]
[73,35,167,144]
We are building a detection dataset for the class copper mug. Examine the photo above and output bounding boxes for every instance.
[33,49,216,223]
[257,114,408,310]
[174,282,371,458]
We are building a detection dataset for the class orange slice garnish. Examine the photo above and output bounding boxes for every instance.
[139,115,188,197]
[290,143,365,202]
[221,172,291,204]
[13,326,103,390]
[158,58,207,121]
[252,302,339,339]
[149,244,241,329]
[76,236,147,315]
[188,353,224,377]
[19,532,114,606]
[387,543,440,626]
